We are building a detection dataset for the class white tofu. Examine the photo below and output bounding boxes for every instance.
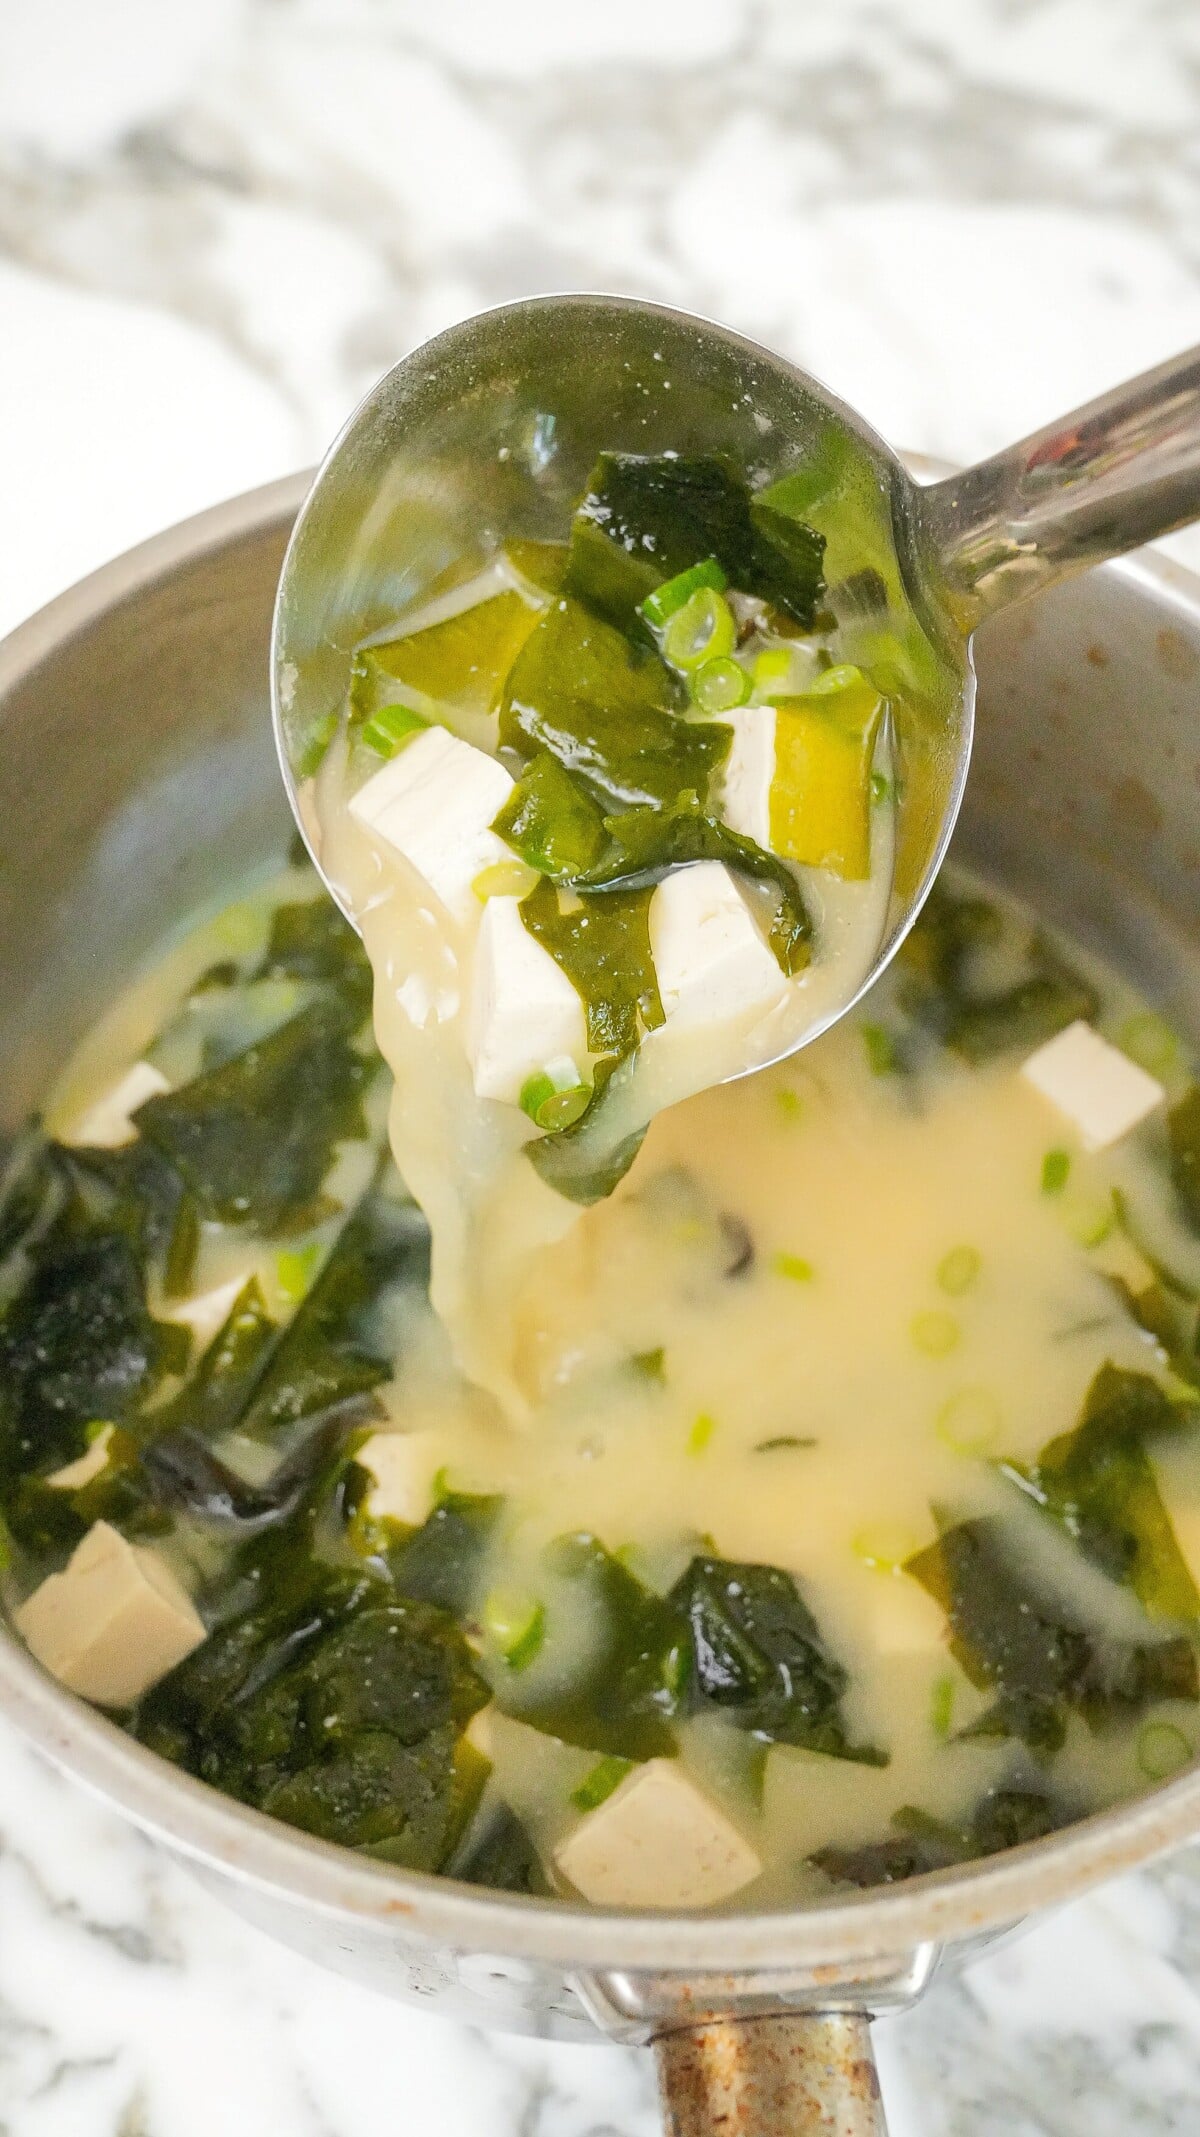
[47,1426,115,1492]
[357,1430,443,1528]
[16,1521,205,1707]
[348,725,514,926]
[649,863,789,1033]
[1020,1020,1165,1150]
[720,706,776,849]
[66,1061,169,1148]
[167,1274,252,1350]
[553,1757,761,1909]
[466,896,588,1104]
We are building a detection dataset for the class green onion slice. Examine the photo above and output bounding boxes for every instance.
[520,1058,591,1132]
[640,557,727,630]
[483,1589,546,1672]
[360,702,430,758]
[662,586,737,672]
[690,654,750,714]
[571,1756,634,1812]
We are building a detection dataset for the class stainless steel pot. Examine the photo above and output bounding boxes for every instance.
[0,474,1197,2136]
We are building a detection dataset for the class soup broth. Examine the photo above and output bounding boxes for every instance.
[5,852,1200,1909]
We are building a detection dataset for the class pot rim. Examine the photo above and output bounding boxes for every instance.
[3,472,1200,1977]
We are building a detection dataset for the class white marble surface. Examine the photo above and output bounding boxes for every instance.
[2,2,1200,2130]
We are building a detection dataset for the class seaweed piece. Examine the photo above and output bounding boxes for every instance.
[134,997,375,1233]
[1169,1086,1200,1235]
[239,1193,429,1438]
[60,1137,195,1285]
[579,790,812,977]
[670,1555,882,1762]
[455,1801,548,1895]
[564,454,825,636]
[0,1229,180,1486]
[389,1490,503,1616]
[520,876,663,1062]
[154,1280,277,1443]
[135,1423,489,1870]
[525,1109,650,1208]
[812,1786,1064,1888]
[140,1404,371,1535]
[503,1533,687,1761]
[906,1513,1198,1752]
[900,884,1098,1062]
[256,896,373,1017]
[493,751,608,879]
[500,597,724,815]
[1000,1365,1200,1621]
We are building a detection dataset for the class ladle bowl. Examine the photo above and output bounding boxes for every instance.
[272,294,1200,1062]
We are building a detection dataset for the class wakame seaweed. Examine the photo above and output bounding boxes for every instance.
[813,1786,1067,1888]
[499,1533,687,1761]
[134,1432,489,1868]
[906,1513,1198,1753]
[135,996,376,1233]
[563,453,826,637]
[900,883,1098,1061]
[670,1554,882,1762]
[1000,1364,1200,1621]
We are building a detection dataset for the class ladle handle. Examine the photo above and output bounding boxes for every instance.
[655,2010,888,2137]
[920,341,1200,627]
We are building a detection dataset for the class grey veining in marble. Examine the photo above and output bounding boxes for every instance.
[1,1,1200,2131]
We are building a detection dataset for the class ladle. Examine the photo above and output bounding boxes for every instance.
[272,295,1200,1061]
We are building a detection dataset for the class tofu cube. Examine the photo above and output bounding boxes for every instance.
[47,1426,116,1492]
[1020,1021,1165,1151]
[720,706,776,849]
[357,1430,443,1528]
[16,1521,206,1707]
[348,725,514,926]
[649,863,789,1033]
[66,1061,169,1148]
[467,896,588,1104]
[553,1757,761,1908]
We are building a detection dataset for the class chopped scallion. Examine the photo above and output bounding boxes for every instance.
[1041,1149,1071,1195]
[687,1411,717,1455]
[772,1252,814,1283]
[930,1674,955,1739]
[360,701,430,758]
[1064,1192,1116,1248]
[936,1246,981,1297]
[276,1242,321,1304]
[639,557,727,630]
[689,654,750,714]
[483,1590,546,1672]
[570,1755,634,1812]
[662,586,737,672]
[861,1023,899,1076]
[752,646,798,699]
[1137,1720,1192,1780]
[910,1309,960,1358]
[297,708,338,779]
[936,1385,1002,1455]
[774,1087,804,1123]
[853,1525,920,1574]
[520,1060,591,1133]
[473,858,541,902]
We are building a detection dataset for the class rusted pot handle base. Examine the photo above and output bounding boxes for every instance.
[655,2010,887,2137]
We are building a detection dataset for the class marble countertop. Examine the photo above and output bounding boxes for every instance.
[2,1,1200,2130]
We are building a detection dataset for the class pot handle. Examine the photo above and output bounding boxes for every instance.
[655,2009,887,2136]
[918,339,1200,627]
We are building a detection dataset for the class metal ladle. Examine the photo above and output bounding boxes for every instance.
[272,294,1200,1057]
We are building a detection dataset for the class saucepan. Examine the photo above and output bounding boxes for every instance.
[0,469,1197,2135]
